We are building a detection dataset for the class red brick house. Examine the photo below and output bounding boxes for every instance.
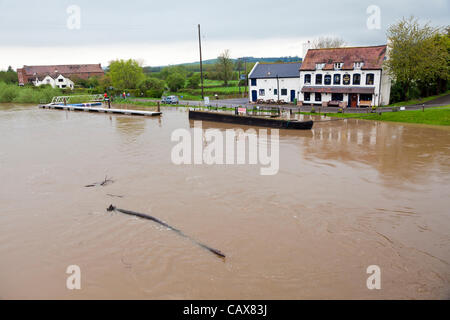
[17,64,104,86]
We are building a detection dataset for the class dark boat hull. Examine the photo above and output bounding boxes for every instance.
[188,110,313,130]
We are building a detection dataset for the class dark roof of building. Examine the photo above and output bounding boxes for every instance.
[21,64,104,76]
[300,45,387,71]
[249,62,302,79]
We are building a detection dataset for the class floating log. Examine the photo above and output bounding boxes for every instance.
[107,205,226,259]
[85,176,114,188]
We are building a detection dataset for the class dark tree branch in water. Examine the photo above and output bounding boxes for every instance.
[85,176,114,187]
[106,205,226,259]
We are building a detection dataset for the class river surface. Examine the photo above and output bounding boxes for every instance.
[0,104,449,299]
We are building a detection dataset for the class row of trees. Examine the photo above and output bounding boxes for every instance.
[73,51,250,97]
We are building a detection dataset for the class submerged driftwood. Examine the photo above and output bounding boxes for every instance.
[85,176,114,188]
[106,205,226,259]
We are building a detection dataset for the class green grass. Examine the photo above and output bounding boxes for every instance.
[0,82,63,104]
[317,106,450,126]
[385,90,450,107]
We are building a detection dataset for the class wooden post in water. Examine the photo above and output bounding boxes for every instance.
[157,101,160,113]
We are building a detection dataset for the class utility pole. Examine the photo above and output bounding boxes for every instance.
[244,58,247,96]
[238,58,241,94]
[276,74,280,102]
[198,24,204,100]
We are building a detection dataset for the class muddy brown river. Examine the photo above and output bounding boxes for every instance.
[0,104,449,299]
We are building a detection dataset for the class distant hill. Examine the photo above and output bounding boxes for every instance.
[143,56,302,73]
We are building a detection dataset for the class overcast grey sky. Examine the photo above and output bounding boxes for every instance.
[0,0,448,69]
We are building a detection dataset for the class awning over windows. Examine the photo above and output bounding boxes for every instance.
[301,86,375,94]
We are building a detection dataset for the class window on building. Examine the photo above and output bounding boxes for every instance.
[333,74,341,85]
[354,61,364,69]
[315,74,322,85]
[353,74,361,85]
[304,74,311,84]
[281,89,287,96]
[324,75,331,85]
[61,85,66,88]
[316,63,325,70]
[343,74,351,85]
[251,79,257,86]
[331,93,344,101]
[366,73,375,85]
[274,89,278,95]
[259,89,265,96]
[58,78,63,82]
[304,92,310,101]
[360,94,373,101]
[315,93,322,102]
[334,62,343,70]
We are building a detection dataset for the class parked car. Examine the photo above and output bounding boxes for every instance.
[161,96,179,104]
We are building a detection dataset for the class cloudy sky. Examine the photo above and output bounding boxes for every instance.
[0,0,448,70]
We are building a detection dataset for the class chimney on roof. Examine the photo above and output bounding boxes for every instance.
[302,41,312,60]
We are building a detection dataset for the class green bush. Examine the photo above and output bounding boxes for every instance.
[310,107,316,113]
[0,82,62,103]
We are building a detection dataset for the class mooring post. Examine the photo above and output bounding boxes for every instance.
[63,97,66,106]
[235,106,238,115]
[157,101,160,113]
[422,103,425,112]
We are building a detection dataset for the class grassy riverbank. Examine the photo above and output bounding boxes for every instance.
[311,106,450,126]
[385,91,450,107]
[0,83,62,104]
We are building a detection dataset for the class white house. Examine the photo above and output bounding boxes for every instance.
[299,45,391,107]
[33,74,74,90]
[248,62,302,103]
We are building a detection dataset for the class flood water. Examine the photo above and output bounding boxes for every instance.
[0,104,449,299]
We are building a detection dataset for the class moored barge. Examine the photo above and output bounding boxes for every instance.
[188,110,313,130]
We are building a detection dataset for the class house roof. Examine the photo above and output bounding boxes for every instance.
[249,62,302,79]
[300,45,387,71]
[22,64,103,76]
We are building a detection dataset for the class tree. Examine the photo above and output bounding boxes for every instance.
[386,16,449,100]
[0,66,18,84]
[167,73,185,92]
[187,73,201,89]
[138,77,166,97]
[216,49,233,85]
[160,65,188,80]
[108,59,145,89]
[311,36,346,49]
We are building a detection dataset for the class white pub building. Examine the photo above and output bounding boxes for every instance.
[248,62,302,103]
[299,45,391,108]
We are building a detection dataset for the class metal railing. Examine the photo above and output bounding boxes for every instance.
[50,94,104,105]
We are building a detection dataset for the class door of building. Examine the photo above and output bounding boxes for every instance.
[350,94,358,108]
[251,90,257,102]
[290,90,296,103]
